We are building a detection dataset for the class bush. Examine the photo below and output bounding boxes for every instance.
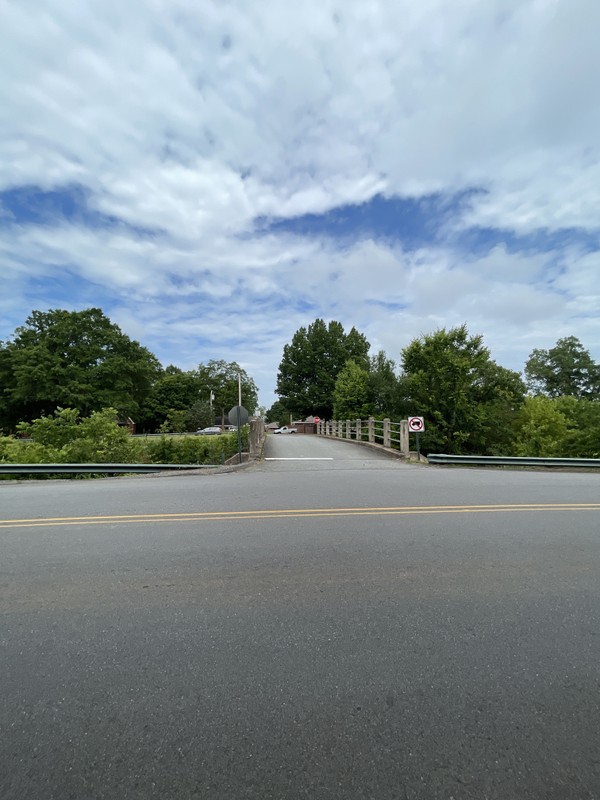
[0,409,249,477]
[136,431,244,465]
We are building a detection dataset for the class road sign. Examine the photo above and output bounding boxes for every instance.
[228,405,249,427]
[314,416,321,424]
[408,416,425,433]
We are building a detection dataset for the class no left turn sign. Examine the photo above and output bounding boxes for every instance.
[408,416,425,433]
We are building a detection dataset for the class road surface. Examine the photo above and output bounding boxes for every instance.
[1,435,600,799]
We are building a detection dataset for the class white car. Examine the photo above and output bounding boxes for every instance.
[273,425,297,434]
[195,426,223,435]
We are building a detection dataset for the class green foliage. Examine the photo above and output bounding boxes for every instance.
[137,359,258,433]
[525,336,599,399]
[137,368,204,432]
[0,308,161,431]
[512,396,570,457]
[14,407,135,463]
[0,407,248,476]
[469,362,528,455]
[368,351,401,417]
[16,407,81,449]
[511,394,600,459]
[276,319,370,419]
[196,360,258,417]
[401,325,526,454]
[265,399,289,425]
[554,396,600,458]
[333,360,372,419]
[159,409,191,433]
[154,400,213,434]
[187,400,213,431]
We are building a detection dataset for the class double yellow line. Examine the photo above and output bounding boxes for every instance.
[1,503,600,530]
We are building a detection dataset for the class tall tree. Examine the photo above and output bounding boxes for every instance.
[401,325,525,454]
[276,319,370,419]
[368,351,400,417]
[333,360,372,419]
[196,360,258,417]
[265,399,289,425]
[525,336,599,399]
[138,360,259,432]
[512,396,570,457]
[137,367,203,432]
[0,308,161,431]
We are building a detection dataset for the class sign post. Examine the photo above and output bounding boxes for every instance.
[229,405,249,464]
[408,416,425,461]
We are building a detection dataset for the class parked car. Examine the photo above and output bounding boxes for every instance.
[273,425,297,434]
[195,426,223,435]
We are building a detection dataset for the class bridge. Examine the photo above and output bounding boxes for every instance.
[2,434,600,798]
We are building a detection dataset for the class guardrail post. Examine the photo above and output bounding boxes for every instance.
[400,419,409,457]
[356,418,361,440]
[368,417,374,443]
[383,418,391,448]
[325,421,330,435]
[337,421,342,438]
[346,420,351,439]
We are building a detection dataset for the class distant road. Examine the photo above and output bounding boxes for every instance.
[2,436,600,799]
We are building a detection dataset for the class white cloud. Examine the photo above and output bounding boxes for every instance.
[1,0,600,403]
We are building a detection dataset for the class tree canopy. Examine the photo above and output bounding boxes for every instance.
[196,360,258,417]
[0,310,261,434]
[0,308,161,431]
[368,351,401,417]
[128,360,259,432]
[333,360,371,419]
[524,336,599,398]
[137,367,203,431]
[276,319,370,419]
[401,324,526,454]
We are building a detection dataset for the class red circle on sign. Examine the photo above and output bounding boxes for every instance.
[314,416,321,424]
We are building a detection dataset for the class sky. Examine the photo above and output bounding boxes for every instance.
[2,0,600,408]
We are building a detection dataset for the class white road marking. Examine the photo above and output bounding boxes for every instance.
[265,457,334,461]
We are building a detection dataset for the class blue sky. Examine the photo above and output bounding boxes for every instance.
[2,0,600,407]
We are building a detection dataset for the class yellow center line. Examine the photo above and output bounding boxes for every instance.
[0,503,599,529]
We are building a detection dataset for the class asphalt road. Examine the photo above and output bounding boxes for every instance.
[2,435,600,799]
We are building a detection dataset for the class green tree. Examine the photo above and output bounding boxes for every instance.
[265,399,289,425]
[368,351,400,417]
[512,396,570,457]
[196,360,258,418]
[137,367,203,432]
[554,396,600,458]
[187,400,214,431]
[469,362,527,455]
[525,336,599,398]
[276,319,370,419]
[0,308,161,431]
[137,361,258,432]
[333,360,372,419]
[401,325,525,454]
[159,409,192,433]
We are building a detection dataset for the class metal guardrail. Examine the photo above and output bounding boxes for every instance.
[0,463,218,475]
[427,454,600,468]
